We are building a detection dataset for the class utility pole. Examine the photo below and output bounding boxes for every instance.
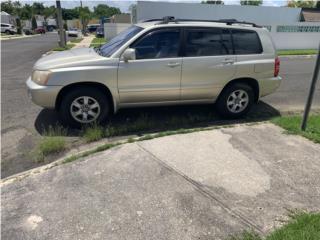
[80,0,84,34]
[301,43,320,131]
[56,0,66,47]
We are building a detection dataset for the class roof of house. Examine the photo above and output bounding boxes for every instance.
[301,8,320,22]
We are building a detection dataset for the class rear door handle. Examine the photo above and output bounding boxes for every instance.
[222,59,234,64]
[167,62,181,68]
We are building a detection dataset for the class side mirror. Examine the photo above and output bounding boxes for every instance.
[122,48,136,62]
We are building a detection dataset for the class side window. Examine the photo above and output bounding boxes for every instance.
[131,29,180,60]
[1,24,7,27]
[232,29,262,54]
[185,28,232,57]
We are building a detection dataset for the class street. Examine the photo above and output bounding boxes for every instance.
[1,33,78,178]
[1,35,320,178]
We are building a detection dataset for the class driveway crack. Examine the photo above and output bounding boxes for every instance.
[136,142,263,234]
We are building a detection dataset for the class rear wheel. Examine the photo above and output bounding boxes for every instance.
[59,87,110,128]
[216,83,254,118]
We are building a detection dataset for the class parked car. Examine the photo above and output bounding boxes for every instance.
[35,27,46,34]
[1,23,17,34]
[96,26,104,38]
[22,27,33,35]
[27,17,281,127]
[67,28,81,37]
[87,24,100,33]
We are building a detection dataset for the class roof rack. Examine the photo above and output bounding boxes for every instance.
[142,16,261,28]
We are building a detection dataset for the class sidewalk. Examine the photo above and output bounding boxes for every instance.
[73,34,95,48]
[2,123,320,239]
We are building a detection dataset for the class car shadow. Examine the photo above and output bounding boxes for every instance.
[35,101,280,137]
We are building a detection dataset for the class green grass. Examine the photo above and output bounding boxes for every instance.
[52,43,76,51]
[230,212,320,240]
[90,37,107,47]
[32,125,68,162]
[271,114,320,143]
[83,124,104,143]
[70,38,83,43]
[277,49,317,56]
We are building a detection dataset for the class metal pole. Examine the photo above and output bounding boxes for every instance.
[301,42,320,131]
[80,0,84,34]
[56,0,66,47]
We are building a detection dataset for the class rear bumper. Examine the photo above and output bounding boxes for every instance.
[259,76,282,98]
[26,77,62,109]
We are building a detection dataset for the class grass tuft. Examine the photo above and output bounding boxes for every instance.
[229,211,320,240]
[32,125,68,162]
[70,38,83,43]
[90,37,107,47]
[83,124,104,143]
[271,114,320,143]
[52,43,76,51]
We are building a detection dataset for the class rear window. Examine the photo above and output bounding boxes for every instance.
[231,29,262,54]
[185,28,233,57]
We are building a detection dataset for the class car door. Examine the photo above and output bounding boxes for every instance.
[181,27,236,101]
[118,28,182,103]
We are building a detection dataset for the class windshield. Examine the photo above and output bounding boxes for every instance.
[97,25,143,57]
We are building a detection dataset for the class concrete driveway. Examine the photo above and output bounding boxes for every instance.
[2,123,320,240]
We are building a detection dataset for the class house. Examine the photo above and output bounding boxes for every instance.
[1,11,16,25]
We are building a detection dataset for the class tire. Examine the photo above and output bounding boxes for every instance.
[5,30,10,34]
[59,87,110,128]
[216,83,254,118]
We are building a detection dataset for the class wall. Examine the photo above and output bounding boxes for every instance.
[136,1,302,24]
[104,23,131,40]
[268,22,320,49]
[111,14,131,23]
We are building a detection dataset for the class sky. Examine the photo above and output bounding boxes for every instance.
[13,0,289,13]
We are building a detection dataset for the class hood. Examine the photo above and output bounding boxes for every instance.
[34,48,105,70]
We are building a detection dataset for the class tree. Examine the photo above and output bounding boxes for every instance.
[240,0,263,6]
[78,6,92,30]
[31,15,37,30]
[16,17,22,34]
[201,0,224,4]
[32,2,45,15]
[93,4,121,18]
[317,1,320,8]
[287,1,316,8]
[20,4,33,20]
[62,8,79,20]
[1,1,15,15]
[43,6,56,20]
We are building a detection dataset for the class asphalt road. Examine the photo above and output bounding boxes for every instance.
[1,34,319,178]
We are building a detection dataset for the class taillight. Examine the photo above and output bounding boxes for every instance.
[274,57,280,77]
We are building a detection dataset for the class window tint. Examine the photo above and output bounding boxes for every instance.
[185,28,232,57]
[232,29,262,54]
[132,30,180,59]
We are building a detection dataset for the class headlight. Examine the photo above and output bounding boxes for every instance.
[32,70,51,85]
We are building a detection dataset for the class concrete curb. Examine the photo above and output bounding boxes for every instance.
[0,34,41,41]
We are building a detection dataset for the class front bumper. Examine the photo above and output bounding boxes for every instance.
[26,77,62,109]
[259,76,282,98]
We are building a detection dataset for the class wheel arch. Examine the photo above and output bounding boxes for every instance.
[55,82,116,113]
[219,78,260,102]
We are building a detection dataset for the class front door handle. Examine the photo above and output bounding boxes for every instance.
[167,62,181,68]
[222,59,234,64]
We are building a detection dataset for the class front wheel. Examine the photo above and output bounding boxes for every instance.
[59,87,110,128]
[216,83,254,118]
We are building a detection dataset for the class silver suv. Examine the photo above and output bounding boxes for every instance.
[27,17,281,127]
